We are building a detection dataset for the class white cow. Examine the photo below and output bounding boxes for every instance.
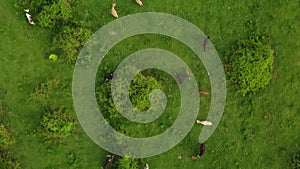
[196,120,213,126]
[24,9,35,25]
[144,163,149,169]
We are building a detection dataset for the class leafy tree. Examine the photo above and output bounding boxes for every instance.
[225,36,274,96]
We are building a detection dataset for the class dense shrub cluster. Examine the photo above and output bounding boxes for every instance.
[225,36,274,96]
[15,0,91,63]
[39,108,74,142]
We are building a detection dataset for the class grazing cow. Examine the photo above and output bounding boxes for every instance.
[196,120,213,126]
[198,143,206,157]
[185,69,191,79]
[24,9,35,25]
[111,3,118,18]
[103,155,114,169]
[192,143,206,160]
[135,0,143,6]
[105,73,114,81]
[176,73,183,84]
[203,36,210,51]
[199,90,209,95]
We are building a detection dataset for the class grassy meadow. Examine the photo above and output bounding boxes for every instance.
[0,0,299,169]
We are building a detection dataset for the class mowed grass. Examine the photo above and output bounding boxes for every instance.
[0,0,299,169]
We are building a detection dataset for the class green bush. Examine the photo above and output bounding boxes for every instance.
[96,66,162,128]
[30,79,60,105]
[39,108,74,142]
[292,151,300,169]
[225,36,274,96]
[37,0,73,29]
[52,26,92,63]
[0,151,22,169]
[129,73,162,111]
[117,156,139,169]
[0,124,15,150]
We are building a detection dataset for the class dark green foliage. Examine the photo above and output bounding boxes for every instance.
[292,151,300,169]
[39,108,74,142]
[52,26,92,63]
[225,36,274,96]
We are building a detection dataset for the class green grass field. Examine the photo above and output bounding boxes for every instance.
[0,0,299,168]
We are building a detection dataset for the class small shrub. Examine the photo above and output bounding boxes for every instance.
[67,152,79,166]
[225,36,274,96]
[0,124,15,150]
[30,79,60,105]
[39,108,74,142]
